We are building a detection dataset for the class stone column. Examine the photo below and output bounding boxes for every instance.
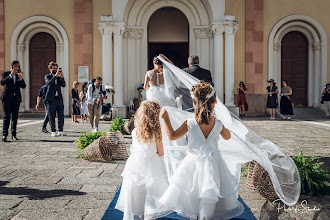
[17,45,26,111]
[211,24,224,102]
[194,26,212,70]
[98,16,113,94]
[313,43,321,107]
[113,24,125,107]
[224,22,238,107]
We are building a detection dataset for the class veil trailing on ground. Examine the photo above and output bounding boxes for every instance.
[157,56,301,206]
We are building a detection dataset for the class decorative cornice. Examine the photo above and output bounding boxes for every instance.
[124,27,143,39]
[312,42,321,51]
[16,44,25,52]
[194,26,213,39]
[273,43,281,51]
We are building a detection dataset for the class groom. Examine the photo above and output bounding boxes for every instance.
[183,55,213,86]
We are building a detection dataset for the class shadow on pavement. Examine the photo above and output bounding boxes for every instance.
[0,181,86,200]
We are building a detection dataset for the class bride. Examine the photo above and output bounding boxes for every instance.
[143,54,173,107]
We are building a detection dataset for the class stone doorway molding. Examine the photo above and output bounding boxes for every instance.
[10,16,70,115]
[268,14,327,107]
[99,0,239,108]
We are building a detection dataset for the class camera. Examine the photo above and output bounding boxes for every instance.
[17,69,21,73]
[59,68,62,72]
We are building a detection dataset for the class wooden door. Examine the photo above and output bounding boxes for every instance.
[281,31,308,106]
[29,32,56,108]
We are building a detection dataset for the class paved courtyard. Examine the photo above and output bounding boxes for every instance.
[0,116,329,220]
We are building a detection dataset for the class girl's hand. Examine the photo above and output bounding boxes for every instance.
[160,109,169,119]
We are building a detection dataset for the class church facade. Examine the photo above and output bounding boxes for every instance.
[0,0,329,116]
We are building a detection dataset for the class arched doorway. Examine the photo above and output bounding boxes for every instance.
[29,32,56,108]
[148,7,189,69]
[281,31,308,106]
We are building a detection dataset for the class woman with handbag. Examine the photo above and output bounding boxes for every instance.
[266,79,278,120]
[280,80,293,120]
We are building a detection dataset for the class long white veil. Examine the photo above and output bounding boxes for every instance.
[157,56,301,206]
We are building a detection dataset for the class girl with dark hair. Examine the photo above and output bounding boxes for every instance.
[71,81,80,123]
[143,54,173,107]
[266,79,278,120]
[237,81,248,117]
[321,83,330,118]
[280,80,293,120]
[159,81,244,220]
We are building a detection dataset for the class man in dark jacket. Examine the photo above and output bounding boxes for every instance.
[44,61,66,137]
[183,55,213,86]
[0,61,26,141]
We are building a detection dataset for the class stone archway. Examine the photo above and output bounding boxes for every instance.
[268,14,328,107]
[10,16,70,115]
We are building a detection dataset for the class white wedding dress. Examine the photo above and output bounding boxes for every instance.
[145,71,173,108]
[115,129,172,220]
[159,118,244,219]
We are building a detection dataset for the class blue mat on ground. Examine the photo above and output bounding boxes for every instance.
[102,186,256,220]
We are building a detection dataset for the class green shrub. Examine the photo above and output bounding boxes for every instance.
[110,117,125,133]
[240,163,249,177]
[75,131,106,158]
[291,150,330,196]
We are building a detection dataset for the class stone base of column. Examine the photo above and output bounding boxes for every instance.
[227,106,239,118]
[111,106,127,119]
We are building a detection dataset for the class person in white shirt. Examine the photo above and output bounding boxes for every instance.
[87,77,107,132]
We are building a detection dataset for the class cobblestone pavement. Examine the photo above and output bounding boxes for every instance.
[0,117,329,220]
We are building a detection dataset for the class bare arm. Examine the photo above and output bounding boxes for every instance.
[35,96,42,110]
[284,89,292,96]
[144,73,150,90]
[156,139,164,156]
[160,109,188,140]
[220,125,231,140]
[322,89,327,96]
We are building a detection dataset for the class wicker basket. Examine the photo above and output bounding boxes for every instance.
[123,120,135,135]
[107,131,130,160]
[82,136,114,162]
[246,161,279,201]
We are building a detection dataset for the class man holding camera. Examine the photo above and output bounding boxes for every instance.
[87,77,107,132]
[1,61,26,142]
[44,61,66,137]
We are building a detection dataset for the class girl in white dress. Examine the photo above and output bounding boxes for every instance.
[144,54,173,108]
[80,96,88,123]
[160,81,244,220]
[115,101,172,220]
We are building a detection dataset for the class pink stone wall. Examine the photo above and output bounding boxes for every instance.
[74,0,93,80]
[245,0,264,94]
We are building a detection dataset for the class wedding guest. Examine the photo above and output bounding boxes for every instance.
[35,84,49,133]
[1,61,26,141]
[321,83,330,118]
[80,96,88,123]
[266,79,278,120]
[280,80,293,120]
[183,54,213,85]
[237,81,248,118]
[71,81,80,123]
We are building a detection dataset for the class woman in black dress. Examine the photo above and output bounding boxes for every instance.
[71,81,81,123]
[266,79,278,120]
[280,80,293,120]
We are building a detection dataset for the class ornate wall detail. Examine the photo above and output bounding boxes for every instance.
[124,27,143,39]
[273,43,281,51]
[194,27,213,39]
[112,25,125,36]
[98,22,113,36]
[57,45,64,52]
[212,24,225,36]
[16,44,25,52]
[224,22,239,35]
[312,42,321,51]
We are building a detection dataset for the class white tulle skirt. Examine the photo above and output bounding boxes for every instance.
[159,152,244,219]
[146,85,173,108]
[115,148,172,219]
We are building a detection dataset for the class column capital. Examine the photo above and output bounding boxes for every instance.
[273,43,281,51]
[224,22,239,35]
[212,24,225,36]
[16,44,25,52]
[98,15,113,36]
[57,45,64,52]
[113,24,125,36]
[124,27,143,39]
[194,26,213,39]
[312,42,321,51]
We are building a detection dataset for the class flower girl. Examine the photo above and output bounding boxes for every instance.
[115,101,171,220]
[160,81,244,220]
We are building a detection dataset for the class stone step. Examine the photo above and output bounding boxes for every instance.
[276,107,328,120]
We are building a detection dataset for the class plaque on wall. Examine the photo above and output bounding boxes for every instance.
[78,66,89,82]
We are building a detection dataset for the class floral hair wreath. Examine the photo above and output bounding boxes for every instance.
[190,86,216,100]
